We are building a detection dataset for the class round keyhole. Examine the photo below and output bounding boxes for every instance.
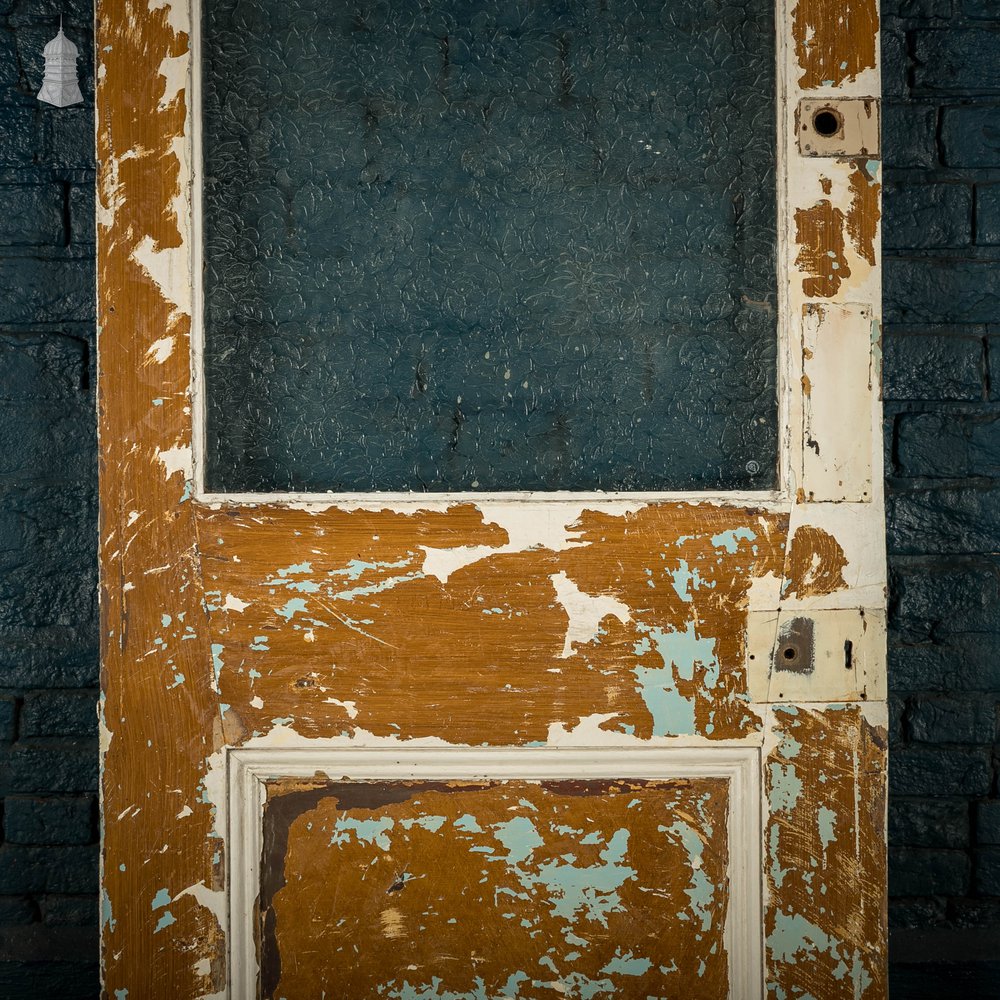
[782,646,797,661]
[812,109,841,138]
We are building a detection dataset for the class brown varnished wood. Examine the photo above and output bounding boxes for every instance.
[262,777,731,999]
[792,0,879,90]
[196,502,789,743]
[764,705,887,998]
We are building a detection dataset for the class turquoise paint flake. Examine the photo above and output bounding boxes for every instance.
[817,805,837,850]
[669,559,702,603]
[168,672,185,689]
[161,613,171,627]
[276,597,308,620]
[492,816,545,865]
[768,762,804,813]
[453,813,483,833]
[401,815,447,833]
[210,643,224,682]
[101,891,116,932]
[769,825,788,889]
[329,815,395,850]
[329,571,424,602]
[601,950,654,976]
[666,820,715,932]
[633,621,719,737]
[710,526,756,553]
[115,990,128,1000]
[151,888,171,910]
[153,911,176,933]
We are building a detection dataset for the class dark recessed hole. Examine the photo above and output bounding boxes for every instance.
[782,646,796,660]
[812,109,841,137]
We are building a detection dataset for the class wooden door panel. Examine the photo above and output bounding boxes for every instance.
[260,776,732,999]
[198,503,802,744]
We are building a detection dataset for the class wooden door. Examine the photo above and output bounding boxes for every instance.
[96,1,886,997]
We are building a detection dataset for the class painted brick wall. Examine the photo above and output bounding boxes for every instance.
[0,1,99,998]
[0,0,997,997]
[883,0,1000,966]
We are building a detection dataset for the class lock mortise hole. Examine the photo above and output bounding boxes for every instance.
[812,109,842,138]
[783,646,796,661]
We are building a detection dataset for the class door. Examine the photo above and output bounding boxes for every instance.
[96,0,886,997]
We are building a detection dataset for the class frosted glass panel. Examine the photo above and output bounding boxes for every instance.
[202,0,778,492]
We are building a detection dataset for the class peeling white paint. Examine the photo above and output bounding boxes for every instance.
[144,336,175,365]
[157,444,192,482]
[550,572,631,659]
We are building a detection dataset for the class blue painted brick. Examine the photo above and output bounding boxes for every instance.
[0,109,39,168]
[978,184,1000,244]
[883,103,939,169]
[886,258,1000,324]
[0,259,95,325]
[882,31,909,102]
[3,795,93,846]
[889,847,970,895]
[20,692,95,739]
[965,0,1000,18]
[0,401,95,482]
[942,106,1000,167]
[68,185,94,245]
[887,0,952,15]
[891,637,1000,692]
[909,694,997,742]
[883,331,984,401]
[0,897,35,925]
[914,30,1000,92]
[0,334,87,403]
[0,845,97,894]
[897,412,1000,477]
[884,183,972,249]
[889,897,948,930]
[40,895,96,926]
[977,800,1000,844]
[889,488,1000,554]
[974,848,1000,894]
[0,698,14,742]
[0,185,64,246]
[895,562,1000,631]
[0,745,97,795]
[889,798,970,847]
[890,746,993,796]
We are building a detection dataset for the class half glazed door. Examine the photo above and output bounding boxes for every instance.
[97,1,887,997]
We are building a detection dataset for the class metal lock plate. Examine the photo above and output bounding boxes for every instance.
[797,97,880,157]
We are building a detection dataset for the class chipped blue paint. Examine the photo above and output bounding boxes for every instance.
[160,613,171,627]
[710,526,755,553]
[401,815,447,833]
[769,825,788,889]
[666,820,715,932]
[271,716,294,725]
[493,816,545,865]
[250,635,269,651]
[151,887,171,909]
[329,570,424,603]
[633,622,718,736]
[778,732,802,760]
[601,950,653,976]
[329,815,395,850]
[114,990,128,1000]
[454,813,482,833]
[276,597,308,620]
[818,805,837,850]
[210,643,224,683]
[168,672,185,688]
[101,890,116,932]
[153,911,176,933]
[669,559,702,603]
[768,762,803,813]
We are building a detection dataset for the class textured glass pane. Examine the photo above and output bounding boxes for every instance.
[202,0,778,493]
